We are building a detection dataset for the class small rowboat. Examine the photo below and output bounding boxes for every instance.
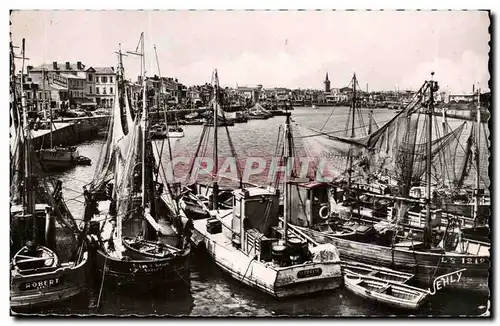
[123,237,182,259]
[13,245,58,272]
[341,261,414,284]
[343,274,429,310]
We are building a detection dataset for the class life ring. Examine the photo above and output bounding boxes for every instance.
[319,205,329,219]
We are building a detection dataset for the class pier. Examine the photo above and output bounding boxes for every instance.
[31,119,102,148]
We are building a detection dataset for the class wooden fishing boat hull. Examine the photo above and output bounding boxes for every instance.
[37,159,77,171]
[168,131,184,138]
[10,251,88,309]
[36,148,80,171]
[193,218,342,298]
[247,115,268,120]
[343,274,428,310]
[92,247,190,289]
[295,226,490,294]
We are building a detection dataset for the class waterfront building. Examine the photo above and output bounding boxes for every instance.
[92,67,116,108]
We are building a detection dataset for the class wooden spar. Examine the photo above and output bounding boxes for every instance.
[424,73,435,248]
[212,70,219,210]
[141,32,147,213]
[474,88,481,225]
[19,39,35,222]
[283,219,320,246]
[283,113,290,244]
[359,192,425,204]
[347,74,357,189]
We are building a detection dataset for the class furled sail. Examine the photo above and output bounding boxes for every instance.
[90,85,136,192]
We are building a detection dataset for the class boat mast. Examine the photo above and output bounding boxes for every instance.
[474,87,481,225]
[41,68,53,149]
[424,72,436,248]
[19,39,36,226]
[140,33,147,211]
[283,112,292,244]
[212,70,219,210]
[127,33,147,211]
[347,73,357,189]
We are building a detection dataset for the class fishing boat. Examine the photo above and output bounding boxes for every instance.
[294,74,490,294]
[10,38,88,310]
[36,146,81,170]
[343,274,429,310]
[85,36,190,292]
[189,73,342,297]
[150,123,185,139]
[32,68,90,171]
[168,126,185,138]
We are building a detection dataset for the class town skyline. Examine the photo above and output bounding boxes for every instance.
[10,10,490,93]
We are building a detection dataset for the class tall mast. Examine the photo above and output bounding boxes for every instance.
[347,73,357,189]
[212,70,219,210]
[283,112,292,245]
[43,69,53,149]
[127,33,147,210]
[19,39,35,219]
[424,72,436,248]
[474,87,481,225]
[140,33,147,211]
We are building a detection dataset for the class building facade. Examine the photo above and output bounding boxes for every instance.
[27,61,96,110]
[93,67,116,108]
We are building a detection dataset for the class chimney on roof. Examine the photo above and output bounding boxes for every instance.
[53,62,58,70]
[27,65,33,71]
[66,62,71,70]
[77,61,82,70]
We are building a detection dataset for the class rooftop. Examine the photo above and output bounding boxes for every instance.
[31,62,86,72]
[92,67,115,74]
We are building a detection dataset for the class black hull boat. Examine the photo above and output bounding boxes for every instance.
[92,246,189,291]
[86,36,193,295]
[11,245,88,310]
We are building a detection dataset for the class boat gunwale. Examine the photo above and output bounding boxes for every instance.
[343,274,429,307]
[299,225,490,259]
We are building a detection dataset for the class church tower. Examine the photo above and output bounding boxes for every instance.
[324,72,331,93]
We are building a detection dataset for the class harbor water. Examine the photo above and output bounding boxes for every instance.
[33,107,489,316]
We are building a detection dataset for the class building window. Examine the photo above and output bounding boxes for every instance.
[96,87,100,94]
[110,87,113,94]
[102,76,107,83]
[109,76,113,83]
[90,86,93,94]
[103,88,107,95]
[88,74,93,82]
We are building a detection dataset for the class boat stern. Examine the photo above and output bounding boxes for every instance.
[274,261,342,298]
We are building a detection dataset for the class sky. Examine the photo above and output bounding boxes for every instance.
[10,10,490,93]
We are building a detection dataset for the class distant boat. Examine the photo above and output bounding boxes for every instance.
[150,123,185,139]
[36,146,81,169]
[312,105,318,109]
